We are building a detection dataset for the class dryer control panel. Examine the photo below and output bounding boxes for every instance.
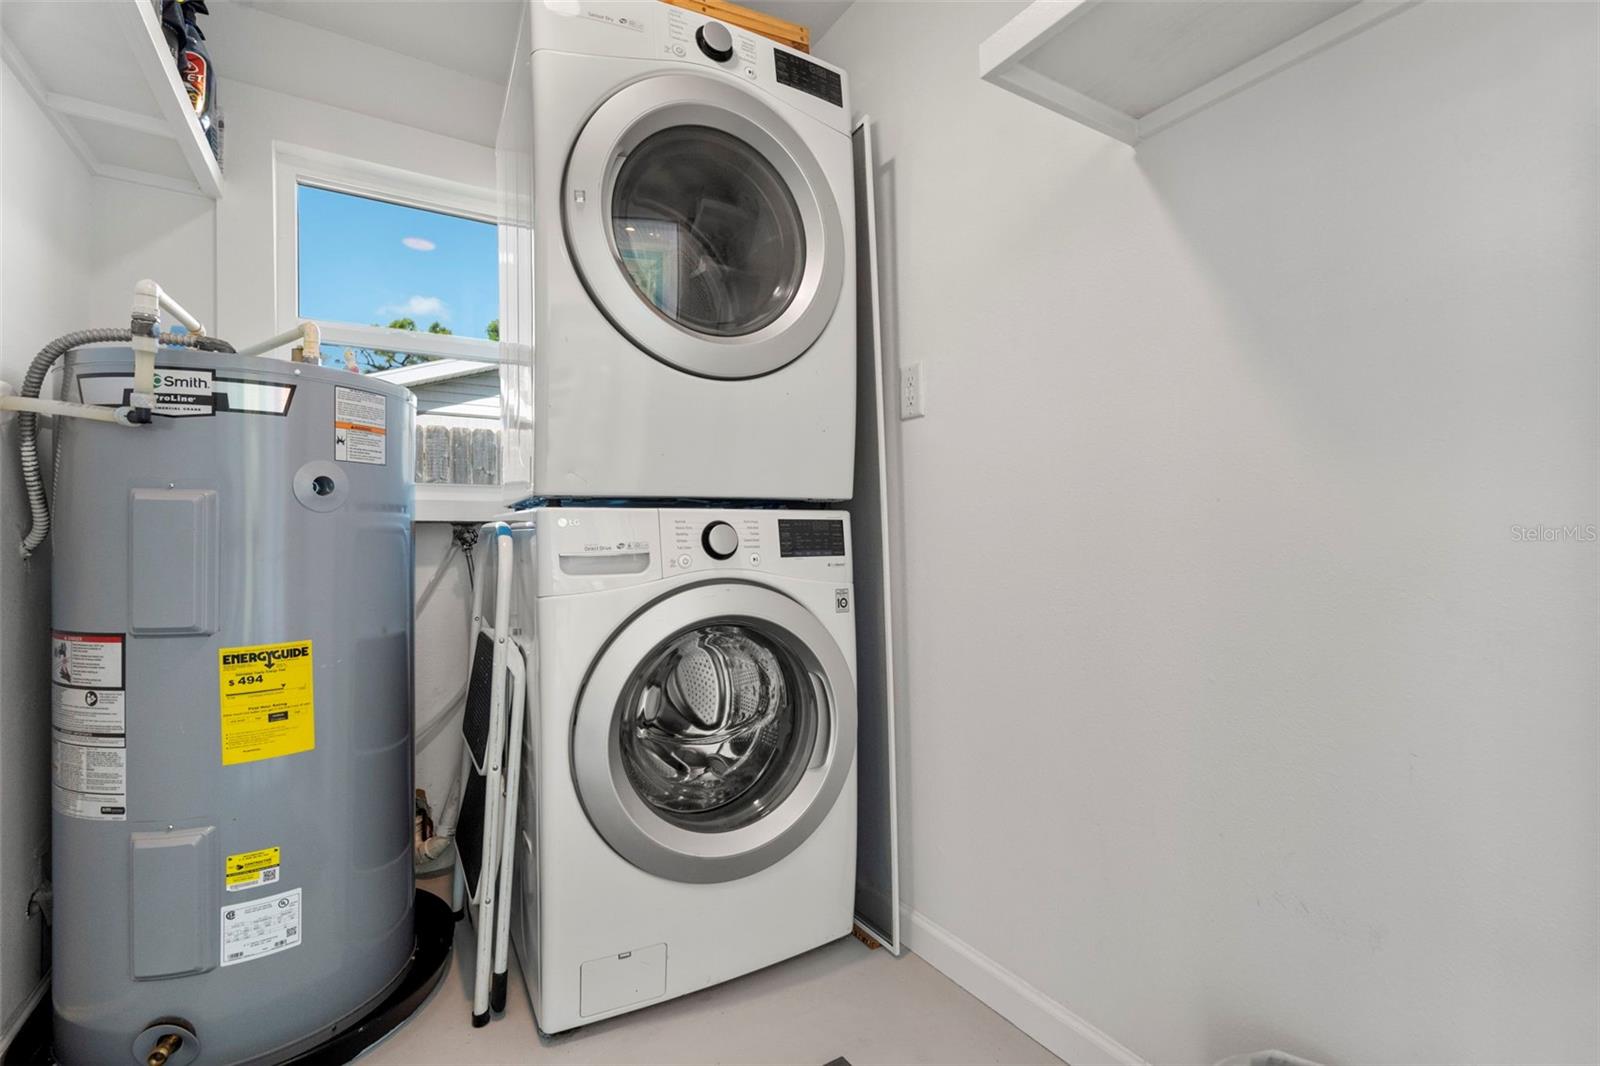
[530,0,851,133]
[773,51,843,108]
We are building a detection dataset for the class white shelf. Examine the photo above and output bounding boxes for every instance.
[979,0,1417,147]
[415,484,507,525]
[1,0,222,197]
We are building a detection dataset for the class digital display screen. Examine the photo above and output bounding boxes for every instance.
[774,50,843,108]
[778,519,846,558]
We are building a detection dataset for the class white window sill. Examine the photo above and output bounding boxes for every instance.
[414,483,507,524]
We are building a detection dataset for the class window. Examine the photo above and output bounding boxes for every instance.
[275,147,502,496]
[298,186,499,366]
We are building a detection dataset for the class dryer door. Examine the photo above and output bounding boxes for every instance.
[563,73,846,380]
[571,582,856,883]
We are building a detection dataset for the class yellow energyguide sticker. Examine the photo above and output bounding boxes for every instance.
[225,846,282,891]
[217,640,315,766]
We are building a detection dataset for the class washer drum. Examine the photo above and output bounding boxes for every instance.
[49,345,416,1065]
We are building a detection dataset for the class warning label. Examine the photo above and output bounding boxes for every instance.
[52,784,126,821]
[218,640,316,766]
[52,685,125,737]
[221,888,301,966]
[51,738,126,820]
[334,386,386,465]
[51,631,126,820]
[226,845,283,892]
[51,632,123,689]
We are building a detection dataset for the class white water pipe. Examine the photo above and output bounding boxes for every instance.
[136,279,205,337]
[4,317,317,433]
[234,322,321,360]
[0,394,124,424]
[130,280,209,413]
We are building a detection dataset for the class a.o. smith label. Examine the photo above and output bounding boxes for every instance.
[77,371,296,416]
[75,367,213,416]
[149,368,214,416]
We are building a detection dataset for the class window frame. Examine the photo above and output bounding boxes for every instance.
[273,144,508,518]
[272,143,501,366]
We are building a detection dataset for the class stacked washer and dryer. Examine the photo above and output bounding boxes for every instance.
[491,0,861,1033]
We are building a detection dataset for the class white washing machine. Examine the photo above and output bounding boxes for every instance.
[499,506,858,1032]
[497,1,857,502]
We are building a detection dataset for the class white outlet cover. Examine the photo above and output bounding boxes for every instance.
[900,362,925,420]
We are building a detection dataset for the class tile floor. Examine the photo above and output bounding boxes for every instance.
[361,880,1059,1065]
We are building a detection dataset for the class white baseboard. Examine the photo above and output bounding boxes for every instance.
[0,974,48,1056]
[904,907,1146,1066]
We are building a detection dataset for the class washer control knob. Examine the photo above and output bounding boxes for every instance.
[702,521,739,560]
[696,21,735,62]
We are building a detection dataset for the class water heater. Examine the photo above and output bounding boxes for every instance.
[48,344,416,1065]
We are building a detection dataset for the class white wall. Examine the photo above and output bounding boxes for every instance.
[202,2,506,150]
[89,176,216,327]
[818,3,1598,1064]
[0,59,96,1043]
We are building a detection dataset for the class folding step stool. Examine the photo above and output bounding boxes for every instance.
[451,522,527,1026]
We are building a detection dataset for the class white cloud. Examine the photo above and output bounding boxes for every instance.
[401,236,436,252]
[378,295,449,321]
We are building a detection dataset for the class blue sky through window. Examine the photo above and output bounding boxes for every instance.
[297,185,498,345]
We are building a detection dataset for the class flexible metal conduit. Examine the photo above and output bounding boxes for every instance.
[17,329,235,559]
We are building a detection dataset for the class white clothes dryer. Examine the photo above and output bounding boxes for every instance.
[497,1,857,502]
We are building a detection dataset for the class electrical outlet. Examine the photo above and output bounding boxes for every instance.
[900,362,925,420]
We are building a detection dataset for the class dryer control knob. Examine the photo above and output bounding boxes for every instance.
[702,521,739,560]
[696,21,735,63]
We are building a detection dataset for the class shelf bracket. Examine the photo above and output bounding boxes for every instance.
[44,93,175,140]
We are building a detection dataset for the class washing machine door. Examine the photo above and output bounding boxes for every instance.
[562,73,846,380]
[571,581,856,883]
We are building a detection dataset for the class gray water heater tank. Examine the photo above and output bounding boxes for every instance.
[49,345,416,1065]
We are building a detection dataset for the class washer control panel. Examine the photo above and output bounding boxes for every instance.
[776,517,846,557]
[694,20,735,62]
[661,509,850,579]
[701,520,740,559]
[526,507,852,595]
